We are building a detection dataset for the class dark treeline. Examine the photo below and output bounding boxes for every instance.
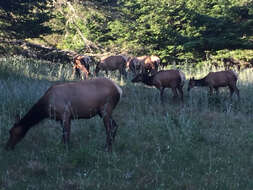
[0,0,53,39]
[0,0,253,65]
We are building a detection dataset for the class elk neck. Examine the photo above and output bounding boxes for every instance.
[18,98,48,132]
[142,74,155,86]
[193,77,208,87]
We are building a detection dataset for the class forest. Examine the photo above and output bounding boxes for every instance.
[0,0,253,189]
[0,0,253,66]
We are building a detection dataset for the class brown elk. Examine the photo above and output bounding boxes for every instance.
[188,70,240,99]
[131,70,186,102]
[72,55,91,79]
[5,78,122,152]
[127,56,147,75]
[142,55,160,74]
[127,55,160,75]
[95,55,128,78]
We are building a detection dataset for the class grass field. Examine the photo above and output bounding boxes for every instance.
[0,56,253,190]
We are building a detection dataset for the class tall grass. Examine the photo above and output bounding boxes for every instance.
[0,56,253,190]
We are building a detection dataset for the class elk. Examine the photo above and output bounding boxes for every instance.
[142,55,160,74]
[187,70,240,99]
[127,55,160,75]
[131,70,186,102]
[95,55,128,78]
[72,55,91,79]
[222,58,239,70]
[127,56,147,75]
[5,78,122,152]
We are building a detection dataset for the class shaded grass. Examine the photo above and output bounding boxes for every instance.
[0,56,253,189]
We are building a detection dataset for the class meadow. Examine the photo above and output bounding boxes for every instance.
[0,56,253,190]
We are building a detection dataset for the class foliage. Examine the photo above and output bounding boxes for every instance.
[47,0,253,63]
[0,0,253,65]
[0,0,53,39]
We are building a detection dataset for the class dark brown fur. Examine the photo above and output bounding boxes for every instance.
[95,55,127,78]
[5,78,122,152]
[131,70,185,102]
[127,56,147,75]
[127,55,160,75]
[188,70,240,99]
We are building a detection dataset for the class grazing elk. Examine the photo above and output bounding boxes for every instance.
[127,55,160,75]
[131,70,186,102]
[188,70,240,99]
[5,78,122,152]
[127,56,147,75]
[211,58,251,71]
[72,55,91,79]
[95,55,128,78]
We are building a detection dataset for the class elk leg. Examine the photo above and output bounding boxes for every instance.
[102,115,113,152]
[229,85,240,99]
[234,86,240,100]
[208,86,214,96]
[172,87,178,100]
[177,86,184,102]
[122,68,127,78]
[74,67,81,79]
[83,72,88,80]
[228,85,234,98]
[110,118,118,142]
[134,64,139,75]
[95,65,100,76]
[214,87,219,96]
[100,106,114,152]
[159,87,165,103]
[119,67,127,78]
[61,117,71,145]
[119,69,122,79]
[81,67,89,80]
[72,67,81,79]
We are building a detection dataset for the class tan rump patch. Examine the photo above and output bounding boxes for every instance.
[111,80,123,99]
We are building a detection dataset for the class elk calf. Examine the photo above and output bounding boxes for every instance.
[5,78,122,152]
[188,70,240,99]
[131,70,185,102]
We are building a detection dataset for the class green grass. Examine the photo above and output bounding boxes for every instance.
[0,56,253,189]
